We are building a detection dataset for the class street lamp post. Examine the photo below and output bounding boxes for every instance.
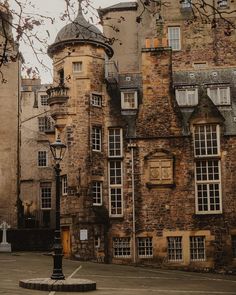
[50,136,67,280]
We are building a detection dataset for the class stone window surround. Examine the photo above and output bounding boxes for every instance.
[38,150,48,167]
[92,181,102,206]
[167,26,181,51]
[40,182,52,210]
[113,237,131,258]
[167,236,183,262]
[193,124,222,215]
[190,236,206,261]
[137,237,153,258]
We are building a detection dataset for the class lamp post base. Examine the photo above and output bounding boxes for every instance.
[19,278,96,292]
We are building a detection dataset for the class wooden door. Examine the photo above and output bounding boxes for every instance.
[61,227,71,257]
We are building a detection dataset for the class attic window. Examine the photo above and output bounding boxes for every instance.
[175,87,198,106]
[207,86,230,106]
[121,90,138,110]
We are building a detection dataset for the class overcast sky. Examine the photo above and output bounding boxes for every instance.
[10,0,134,83]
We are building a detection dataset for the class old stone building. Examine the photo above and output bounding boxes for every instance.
[0,4,21,227]
[46,0,236,270]
[20,78,55,229]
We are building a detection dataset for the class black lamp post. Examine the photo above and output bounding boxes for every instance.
[50,136,67,280]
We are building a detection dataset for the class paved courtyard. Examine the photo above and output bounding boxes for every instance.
[0,252,236,295]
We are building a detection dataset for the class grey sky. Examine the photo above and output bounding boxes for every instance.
[12,0,133,82]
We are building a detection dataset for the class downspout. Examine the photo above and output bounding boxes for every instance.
[128,141,137,264]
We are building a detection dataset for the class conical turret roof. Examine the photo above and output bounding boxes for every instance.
[48,2,113,57]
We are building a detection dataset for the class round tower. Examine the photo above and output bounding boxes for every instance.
[47,1,113,259]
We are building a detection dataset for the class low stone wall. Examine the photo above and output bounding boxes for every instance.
[0,229,54,251]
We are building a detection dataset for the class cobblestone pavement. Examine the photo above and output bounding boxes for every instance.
[0,252,236,295]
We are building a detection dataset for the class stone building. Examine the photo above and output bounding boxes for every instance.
[20,79,55,229]
[47,0,236,270]
[0,4,21,227]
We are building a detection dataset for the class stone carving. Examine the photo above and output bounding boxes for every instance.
[0,221,12,252]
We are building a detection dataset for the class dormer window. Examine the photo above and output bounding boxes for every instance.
[175,87,198,106]
[121,90,138,110]
[207,85,230,106]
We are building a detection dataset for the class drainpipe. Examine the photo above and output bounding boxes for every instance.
[128,142,137,264]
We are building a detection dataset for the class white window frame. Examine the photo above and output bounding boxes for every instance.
[39,94,48,106]
[167,236,183,261]
[108,128,123,157]
[193,125,220,157]
[92,126,102,152]
[92,181,102,206]
[113,237,131,258]
[195,159,222,214]
[218,0,228,8]
[181,0,191,8]
[72,61,82,73]
[40,182,52,209]
[190,236,206,261]
[121,90,138,110]
[38,151,48,167]
[61,175,68,196]
[109,160,123,217]
[168,27,181,51]
[207,86,231,105]
[175,87,198,106]
[91,93,102,107]
[138,237,153,258]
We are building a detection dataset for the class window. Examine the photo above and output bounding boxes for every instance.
[61,175,68,196]
[91,93,102,107]
[73,62,82,73]
[218,0,228,8]
[92,127,102,152]
[109,161,123,216]
[207,86,230,105]
[194,125,220,157]
[138,237,153,257]
[92,181,102,205]
[40,95,48,106]
[108,128,122,157]
[58,69,64,85]
[38,116,54,132]
[181,0,191,8]
[94,236,101,248]
[167,237,182,261]
[40,182,51,209]
[175,88,198,106]
[121,91,138,109]
[38,151,47,167]
[168,27,181,51]
[232,236,236,258]
[113,237,131,257]
[194,125,222,214]
[190,236,206,261]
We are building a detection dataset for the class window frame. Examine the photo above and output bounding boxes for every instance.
[168,27,181,51]
[38,150,48,167]
[167,236,183,262]
[108,128,123,158]
[190,236,206,261]
[92,181,102,206]
[113,237,131,258]
[39,94,49,106]
[121,90,138,110]
[38,116,54,132]
[61,175,68,196]
[72,61,82,73]
[109,160,123,217]
[137,237,153,258]
[207,86,231,106]
[92,126,102,152]
[181,0,191,8]
[40,182,52,210]
[175,87,198,106]
[91,93,102,107]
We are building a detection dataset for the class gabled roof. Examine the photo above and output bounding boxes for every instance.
[189,88,225,124]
